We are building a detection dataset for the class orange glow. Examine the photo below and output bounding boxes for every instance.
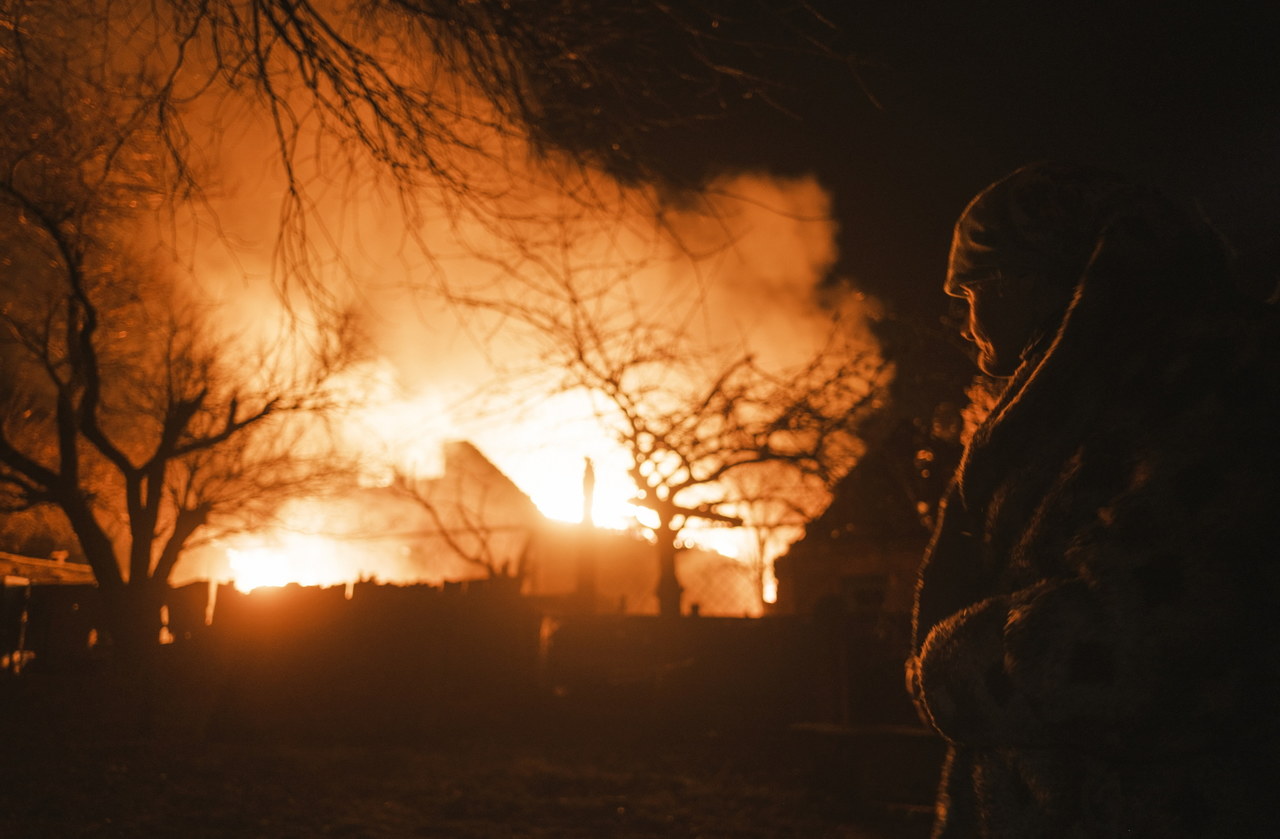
[228,533,354,593]
[762,569,778,605]
[680,523,750,559]
[505,447,642,528]
[16,9,874,616]
[188,149,864,608]
[209,377,822,611]
[466,390,644,529]
[329,360,453,485]
[328,368,650,530]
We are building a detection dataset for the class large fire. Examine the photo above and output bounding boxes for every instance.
[215,389,790,613]
[213,339,830,610]
[227,534,352,594]
[195,160,860,613]
[1,4,876,619]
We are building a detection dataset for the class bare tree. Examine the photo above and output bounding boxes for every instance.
[0,1,851,301]
[721,460,834,611]
[592,324,881,616]
[388,440,541,583]
[1,0,865,641]
[446,241,884,614]
[0,22,353,658]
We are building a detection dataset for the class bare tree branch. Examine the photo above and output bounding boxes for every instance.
[0,15,357,654]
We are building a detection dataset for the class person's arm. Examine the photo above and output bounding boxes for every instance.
[911,452,1270,755]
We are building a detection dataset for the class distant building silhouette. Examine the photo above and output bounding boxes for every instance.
[773,440,940,623]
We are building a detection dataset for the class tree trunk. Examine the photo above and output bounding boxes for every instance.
[655,520,682,618]
[94,578,172,736]
[100,579,166,664]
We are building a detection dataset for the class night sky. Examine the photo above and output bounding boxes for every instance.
[627,1,1280,318]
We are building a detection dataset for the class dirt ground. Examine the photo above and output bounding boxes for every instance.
[1,616,941,839]
[2,708,936,839]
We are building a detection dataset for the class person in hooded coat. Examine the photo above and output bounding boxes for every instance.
[907,162,1280,838]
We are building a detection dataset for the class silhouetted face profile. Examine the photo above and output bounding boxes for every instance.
[944,271,1059,377]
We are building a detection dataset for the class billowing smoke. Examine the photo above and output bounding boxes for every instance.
[146,18,881,609]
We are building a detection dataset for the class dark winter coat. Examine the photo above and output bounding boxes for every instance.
[909,208,1280,837]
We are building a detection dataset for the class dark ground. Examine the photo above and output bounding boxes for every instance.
[1,674,940,839]
[3,602,943,838]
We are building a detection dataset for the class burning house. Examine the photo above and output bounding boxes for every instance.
[198,439,763,618]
